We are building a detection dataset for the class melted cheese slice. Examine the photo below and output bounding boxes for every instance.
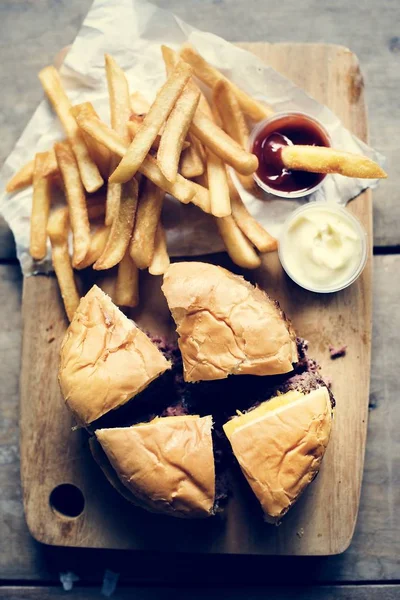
[223,390,304,439]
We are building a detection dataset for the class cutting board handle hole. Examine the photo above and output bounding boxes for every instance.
[49,484,85,519]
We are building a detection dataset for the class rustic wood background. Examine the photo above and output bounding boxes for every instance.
[0,0,399,598]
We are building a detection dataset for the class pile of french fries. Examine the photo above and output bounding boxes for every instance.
[7,44,279,320]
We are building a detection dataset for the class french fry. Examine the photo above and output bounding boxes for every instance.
[130,179,165,269]
[109,61,193,183]
[130,91,150,115]
[216,215,261,269]
[157,84,200,182]
[71,103,110,178]
[189,181,211,214]
[7,149,59,193]
[104,54,132,226]
[42,148,59,178]
[94,177,138,270]
[148,223,170,276]
[47,207,80,321]
[76,114,128,157]
[141,155,198,206]
[161,44,212,118]
[76,115,196,204]
[30,152,52,260]
[190,111,258,176]
[6,159,34,192]
[281,145,387,179]
[206,149,231,217]
[38,65,103,193]
[115,251,139,307]
[210,100,223,129]
[47,205,69,244]
[227,172,277,253]
[127,119,191,151]
[213,80,249,148]
[179,44,273,122]
[75,225,110,270]
[54,141,91,267]
[180,133,205,178]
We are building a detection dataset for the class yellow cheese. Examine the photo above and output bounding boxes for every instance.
[223,390,304,439]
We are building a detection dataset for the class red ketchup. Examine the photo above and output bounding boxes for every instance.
[251,113,331,196]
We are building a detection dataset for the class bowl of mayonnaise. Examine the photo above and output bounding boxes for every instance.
[278,203,368,293]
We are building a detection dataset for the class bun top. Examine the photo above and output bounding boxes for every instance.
[96,415,215,518]
[162,262,298,382]
[59,285,170,425]
[223,387,332,522]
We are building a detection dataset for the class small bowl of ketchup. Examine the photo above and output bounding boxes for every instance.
[249,112,331,198]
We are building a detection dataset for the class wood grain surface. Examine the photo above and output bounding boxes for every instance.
[0,254,398,581]
[19,43,371,556]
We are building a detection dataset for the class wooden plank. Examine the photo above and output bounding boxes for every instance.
[0,586,400,600]
[19,44,371,556]
[0,256,400,578]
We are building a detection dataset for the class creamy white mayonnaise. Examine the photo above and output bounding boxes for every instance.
[280,205,365,292]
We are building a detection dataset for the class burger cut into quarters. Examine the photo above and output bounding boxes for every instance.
[95,415,216,518]
[161,262,298,382]
[223,387,333,523]
[58,285,171,426]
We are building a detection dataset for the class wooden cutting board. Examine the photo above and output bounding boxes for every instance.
[19,43,372,556]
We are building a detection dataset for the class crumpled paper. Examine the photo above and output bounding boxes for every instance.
[0,0,385,276]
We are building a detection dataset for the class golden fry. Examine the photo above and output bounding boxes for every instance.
[7,159,34,192]
[190,111,258,175]
[157,83,200,182]
[130,179,165,269]
[38,65,103,193]
[213,80,249,148]
[47,207,80,321]
[47,205,69,243]
[7,149,58,193]
[128,117,190,150]
[148,223,170,276]
[216,215,261,269]
[76,115,196,204]
[189,181,211,213]
[54,141,91,267]
[179,44,273,122]
[130,91,150,115]
[115,251,139,307]
[76,114,128,157]
[281,145,387,179]
[180,133,205,179]
[30,152,52,260]
[75,225,110,270]
[71,103,110,178]
[141,155,197,205]
[109,61,193,183]
[227,172,277,253]
[104,54,132,227]
[206,148,231,217]
[161,45,212,118]
[94,177,138,270]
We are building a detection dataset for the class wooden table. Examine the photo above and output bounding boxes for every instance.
[0,1,399,598]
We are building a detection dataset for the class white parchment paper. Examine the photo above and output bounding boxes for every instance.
[0,0,385,276]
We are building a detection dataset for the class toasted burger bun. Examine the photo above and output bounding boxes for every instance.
[59,285,170,426]
[95,415,216,518]
[223,387,332,523]
[162,262,298,382]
